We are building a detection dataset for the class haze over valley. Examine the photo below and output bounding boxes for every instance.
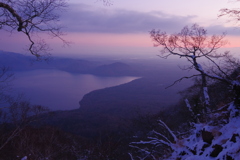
[0,50,192,111]
[0,50,194,139]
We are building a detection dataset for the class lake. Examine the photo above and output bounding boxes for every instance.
[12,70,138,110]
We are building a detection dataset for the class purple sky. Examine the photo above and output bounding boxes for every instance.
[0,0,240,58]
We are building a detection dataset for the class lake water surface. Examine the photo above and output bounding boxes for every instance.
[12,70,138,110]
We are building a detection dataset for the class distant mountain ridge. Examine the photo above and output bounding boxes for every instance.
[0,51,140,77]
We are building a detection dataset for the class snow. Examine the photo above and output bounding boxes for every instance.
[185,99,193,113]
[168,106,240,160]
[189,55,196,59]
[184,156,212,160]
[158,120,177,142]
[228,102,239,119]
[197,64,203,71]
[203,87,210,105]
[130,102,240,160]
[21,156,27,160]
[232,80,240,86]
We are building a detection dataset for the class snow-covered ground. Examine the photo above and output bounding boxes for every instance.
[168,102,240,160]
[130,102,240,160]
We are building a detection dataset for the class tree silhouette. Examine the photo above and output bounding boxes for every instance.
[219,0,240,24]
[150,24,229,120]
[0,0,68,59]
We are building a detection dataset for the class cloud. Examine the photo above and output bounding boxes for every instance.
[207,25,240,36]
[60,3,195,34]
[59,3,240,37]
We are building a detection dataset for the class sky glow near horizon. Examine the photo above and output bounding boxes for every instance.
[0,0,240,58]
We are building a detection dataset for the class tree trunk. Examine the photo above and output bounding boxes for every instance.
[0,2,24,31]
[201,74,209,111]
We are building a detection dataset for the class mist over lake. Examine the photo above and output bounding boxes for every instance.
[0,51,194,112]
[12,69,138,110]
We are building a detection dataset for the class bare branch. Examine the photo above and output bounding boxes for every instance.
[0,0,68,59]
[0,2,24,31]
[219,8,240,23]
[166,74,201,89]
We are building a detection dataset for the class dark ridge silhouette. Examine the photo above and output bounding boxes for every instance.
[0,51,141,77]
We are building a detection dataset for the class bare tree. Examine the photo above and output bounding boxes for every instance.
[149,24,237,120]
[0,67,13,104]
[0,98,49,151]
[99,0,113,5]
[130,120,177,160]
[0,0,113,59]
[219,0,240,24]
[0,67,49,152]
[0,0,68,59]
